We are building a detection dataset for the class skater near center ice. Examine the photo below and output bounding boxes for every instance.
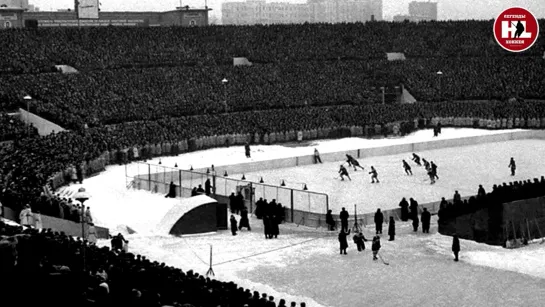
[508,157,516,176]
[314,148,322,164]
[402,160,412,175]
[353,232,369,252]
[339,165,351,181]
[412,153,422,166]
[346,154,365,171]
[431,161,439,180]
[369,166,379,183]
[422,158,430,171]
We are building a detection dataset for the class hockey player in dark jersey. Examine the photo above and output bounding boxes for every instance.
[369,166,379,183]
[345,154,365,171]
[427,168,436,184]
[412,153,422,166]
[402,160,413,175]
[508,157,516,176]
[339,165,351,181]
[422,158,430,171]
[430,161,439,180]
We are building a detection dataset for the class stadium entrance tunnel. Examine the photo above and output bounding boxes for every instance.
[159,195,228,235]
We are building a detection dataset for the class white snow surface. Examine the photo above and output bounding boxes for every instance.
[57,128,545,307]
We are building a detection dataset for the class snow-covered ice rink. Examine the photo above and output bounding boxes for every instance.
[57,128,545,307]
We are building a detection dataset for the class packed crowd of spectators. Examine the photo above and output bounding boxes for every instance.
[438,176,545,220]
[2,21,544,73]
[0,220,306,307]
[0,112,37,141]
[2,57,544,128]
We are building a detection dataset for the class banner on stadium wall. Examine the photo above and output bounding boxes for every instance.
[75,0,99,19]
[233,57,253,66]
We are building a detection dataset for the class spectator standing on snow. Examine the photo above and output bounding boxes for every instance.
[452,234,460,261]
[338,228,351,255]
[230,215,238,236]
[421,208,431,233]
[340,207,349,232]
[399,198,410,221]
[326,209,335,231]
[388,217,395,241]
[238,207,251,231]
[374,209,384,234]
[412,213,420,232]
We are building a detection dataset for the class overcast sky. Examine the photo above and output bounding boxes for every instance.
[31,0,545,21]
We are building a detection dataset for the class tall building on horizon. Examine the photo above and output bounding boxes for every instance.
[222,0,383,25]
[393,1,437,22]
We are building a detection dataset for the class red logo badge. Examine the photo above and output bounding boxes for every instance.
[493,7,539,52]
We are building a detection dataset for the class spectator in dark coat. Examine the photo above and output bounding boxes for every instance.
[191,187,198,197]
[263,215,271,239]
[421,208,431,233]
[452,234,460,261]
[412,214,419,232]
[340,207,349,233]
[326,209,335,231]
[409,198,419,220]
[235,191,244,215]
[164,181,176,198]
[196,184,205,194]
[230,215,238,236]
[374,209,384,234]
[229,192,236,213]
[399,197,409,221]
[338,229,351,255]
[477,185,486,198]
[388,217,395,241]
[238,207,251,231]
[204,178,211,195]
[270,215,279,239]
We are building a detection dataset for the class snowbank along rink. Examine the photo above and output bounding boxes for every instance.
[62,128,545,307]
[182,128,545,215]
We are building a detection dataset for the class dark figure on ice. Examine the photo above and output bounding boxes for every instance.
[230,215,238,236]
[235,191,244,214]
[403,160,412,175]
[409,198,419,220]
[270,215,279,238]
[412,214,419,232]
[388,217,395,241]
[245,143,251,158]
[165,181,177,198]
[314,148,322,164]
[428,168,436,185]
[111,233,128,251]
[353,232,368,251]
[452,234,460,261]
[263,215,271,239]
[239,207,251,231]
[196,184,205,194]
[412,153,422,166]
[205,178,212,195]
[399,197,410,221]
[340,207,349,233]
[374,209,384,234]
[508,157,516,176]
[453,190,461,204]
[339,165,351,181]
[421,208,431,233]
[338,229,351,255]
[514,20,525,38]
[371,236,381,261]
[369,166,379,183]
[229,192,236,213]
[346,154,365,171]
[326,209,336,231]
[422,158,430,171]
[191,187,198,196]
[430,161,438,180]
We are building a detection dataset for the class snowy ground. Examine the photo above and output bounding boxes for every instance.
[56,128,545,307]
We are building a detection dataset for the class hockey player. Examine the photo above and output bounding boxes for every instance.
[412,153,422,166]
[402,160,412,175]
[369,166,379,183]
[508,157,516,176]
[339,165,351,181]
[422,158,430,171]
[346,154,365,171]
[353,232,369,252]
[430,161,439,180]
[371,236,381,261]
[427,168,436,184]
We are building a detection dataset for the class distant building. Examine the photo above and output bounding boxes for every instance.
[0,0,28,10]
[20,7,212,28]
[0,6,24,28]
[393,1,437,22]
[222,0,382,25]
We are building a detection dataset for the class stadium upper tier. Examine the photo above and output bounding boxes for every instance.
[1,20,544,73]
